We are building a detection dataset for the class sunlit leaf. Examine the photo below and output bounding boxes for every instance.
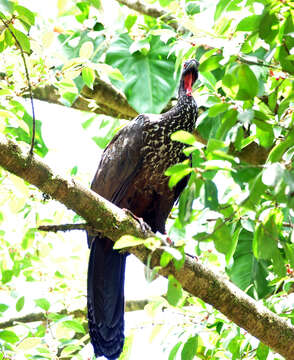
[125,14,137,32]
[181,335,198,360]
[16,296,25,312]
[14,5,35,26]
[0,330,19,344]
[168,341,182,360]
[171,130,196,145]
[113,235,145,250]
[236,15,261,32]
[167,275,182,306]
[17,337,41,351]
[35,298,50,311]
[82,67,95,89]
[62,320,85,334]
[79,41,94,59]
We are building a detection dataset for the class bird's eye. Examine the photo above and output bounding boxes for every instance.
[183,63,187,68]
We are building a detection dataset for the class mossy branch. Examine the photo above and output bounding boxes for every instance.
[0,133,294,358]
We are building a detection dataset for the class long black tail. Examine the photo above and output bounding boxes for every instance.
[87,236,127,359]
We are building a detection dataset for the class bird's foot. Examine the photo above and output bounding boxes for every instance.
[123,209,151,236]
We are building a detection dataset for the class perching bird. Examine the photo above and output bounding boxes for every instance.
[87,59,199,359]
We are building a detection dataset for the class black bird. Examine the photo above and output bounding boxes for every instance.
[87,59,199,359]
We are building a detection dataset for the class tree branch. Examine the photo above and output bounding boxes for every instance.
[0,134,293,358]
[116,0,187,33]
[32,78,138,120]
[0,300,148,330]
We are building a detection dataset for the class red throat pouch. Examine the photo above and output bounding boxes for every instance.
[184,72,193,96]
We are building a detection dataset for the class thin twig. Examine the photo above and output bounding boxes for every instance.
[38,223,100,235]
[0,15,36,155]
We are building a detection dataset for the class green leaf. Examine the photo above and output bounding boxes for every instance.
[199,55,223,72]
[113,235,145,250]
[256,342,269,360]
[106,33,178,114]
[267,128,294,163]
[62,320,85,334]
[202,159,233,172]
[179,182,196,224]
[159,0,174,6]
[79,41,94,59]
[254,119,274,148]
[236,15,261,32]
[0,304,9,313]
[14,5,35,26]
[204,180,218,210]
[259,11,278,44]
[129,39,150,55]
[215,109,238,140]
[168,341,182,360]
[214,0,230,20]
[89,0,101,9]
[253,210,285,277]
[208,103,229,117]
[0,330,19,344]
[70,165,78,176]
[171,130,196,145]
[242,172,267,210]
[185,2,200,15]
[160,251,173,267]
[22,228,35,250]
[58,30,105,64]
[35,298,50,311]
[228,230,272,299]
[17,337,41,351]
[165,161,189,176]
[167,275,182,306]
[222,64,258,100]
[168,168,192,188]
[181,335,198,360]
[125,14,137,32]
[212,219,233,256]
[16,296,25,312]
[1,269,13,284]
[60,345,82,356]
[10,27,30,53]
[82,67,95,89]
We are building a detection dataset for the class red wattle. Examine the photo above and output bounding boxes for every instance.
[184,73,193,96]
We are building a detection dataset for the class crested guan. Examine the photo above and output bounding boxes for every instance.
[87,59,199,359]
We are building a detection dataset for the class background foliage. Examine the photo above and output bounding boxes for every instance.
[0,0,293,359]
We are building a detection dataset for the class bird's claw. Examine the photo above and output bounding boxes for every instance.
[123,209,151,236]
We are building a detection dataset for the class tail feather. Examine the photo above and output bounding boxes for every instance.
[87,237,127,359]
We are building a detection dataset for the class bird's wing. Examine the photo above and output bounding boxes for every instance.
[91,114,146,205]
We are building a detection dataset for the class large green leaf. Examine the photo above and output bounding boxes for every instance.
[105,33,179,114]
[222,64,258,100]
[227,230,272,299]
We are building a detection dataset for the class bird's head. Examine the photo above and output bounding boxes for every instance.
[179,59,199,97]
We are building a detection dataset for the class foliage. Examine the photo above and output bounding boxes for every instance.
[0,0,294,359]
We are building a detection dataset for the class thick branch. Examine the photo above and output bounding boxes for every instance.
[32,79,138,120]
[0,134,293,359]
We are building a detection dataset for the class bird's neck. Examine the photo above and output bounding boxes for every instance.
[162,93,197,133]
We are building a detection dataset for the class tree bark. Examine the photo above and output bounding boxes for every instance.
[32,78,138,120]
[0,133,293,359]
